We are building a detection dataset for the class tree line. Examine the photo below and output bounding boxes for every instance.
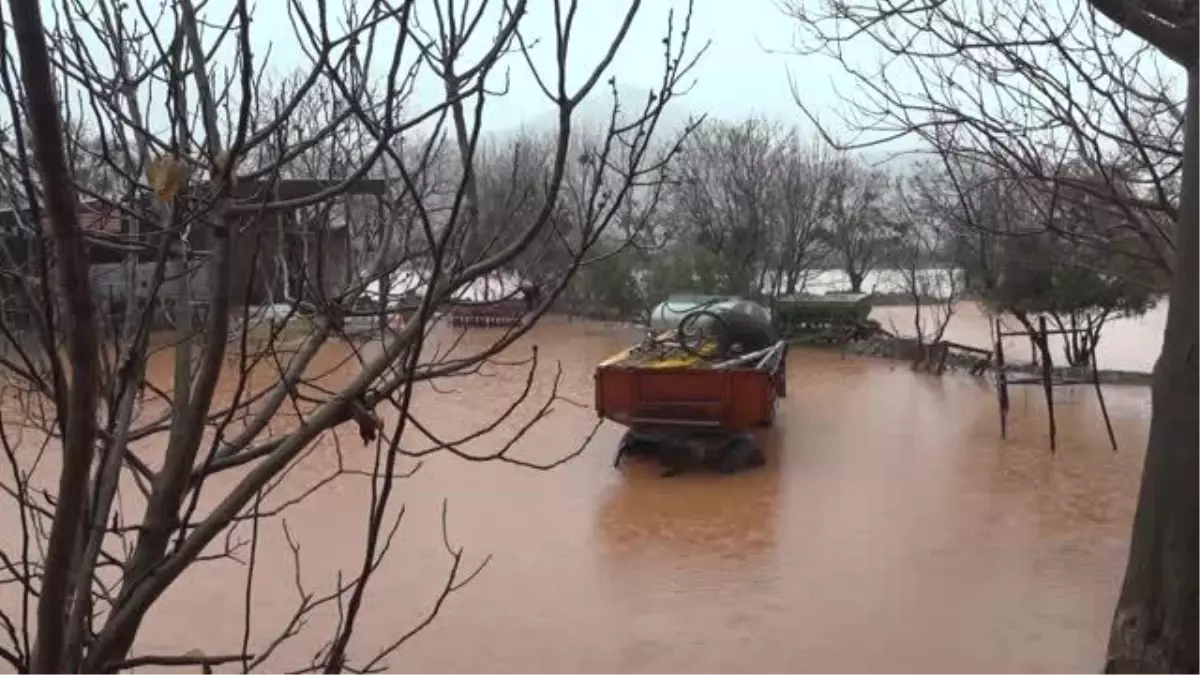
[467,117,1168,366]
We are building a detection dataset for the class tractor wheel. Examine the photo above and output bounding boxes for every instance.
[715,434,764,474]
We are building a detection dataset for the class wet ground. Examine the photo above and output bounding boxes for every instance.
[1,316,1153,673]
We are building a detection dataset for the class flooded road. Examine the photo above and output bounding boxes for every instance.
[1,317,1153,673]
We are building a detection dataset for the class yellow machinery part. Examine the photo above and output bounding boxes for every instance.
[597,334,717,369]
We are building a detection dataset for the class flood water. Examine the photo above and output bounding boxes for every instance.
[871,301,1168,374]
[0,315,1156,673]
[786,268,1167,374]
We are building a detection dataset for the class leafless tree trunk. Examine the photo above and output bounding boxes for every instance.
[1106,66,1197,674]
[7,2,101,671]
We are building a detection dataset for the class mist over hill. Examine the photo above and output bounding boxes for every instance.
[486,83,925,171]
[488,84,697,140]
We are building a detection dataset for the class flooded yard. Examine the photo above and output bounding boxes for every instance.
[871,301,1167,375]
[0,316,1153,673]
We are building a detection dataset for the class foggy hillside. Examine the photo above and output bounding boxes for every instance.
[488,84,922,170]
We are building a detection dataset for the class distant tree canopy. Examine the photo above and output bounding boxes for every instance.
[983,232,1162,319]
[535,119,1170,335]
[940,163,1168,365]
[562,239,648,320]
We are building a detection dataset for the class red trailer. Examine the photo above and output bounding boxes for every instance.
[594,298,787,476]
[446,282,539,327]
[594,344,787,430]
[447,298,527,327]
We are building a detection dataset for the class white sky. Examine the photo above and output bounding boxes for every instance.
[33,0,1176,166]
[43,0,856,136]
[450,0,842,131]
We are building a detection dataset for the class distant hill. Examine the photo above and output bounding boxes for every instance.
[489,84,699,140]
[486,84,931,169]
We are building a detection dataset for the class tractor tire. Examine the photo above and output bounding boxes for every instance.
[715,434,765,474]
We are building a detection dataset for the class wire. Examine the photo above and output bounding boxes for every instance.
[676,308,733,360]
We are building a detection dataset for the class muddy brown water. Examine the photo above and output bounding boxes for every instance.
[871,301,1167,374]
[0,315,1155,673]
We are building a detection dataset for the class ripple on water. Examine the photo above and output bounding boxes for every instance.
[0,316,1153,673]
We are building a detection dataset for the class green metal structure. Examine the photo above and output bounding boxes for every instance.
[774,292,879,343]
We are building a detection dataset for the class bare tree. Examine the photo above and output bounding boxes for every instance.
[784,0,1184,272]
[909,157,1162,368]
[818,155,890,294]
[670,118,782,296]
[0,0,704,673]
[663,118,841,298]
[763,131,837,296]
[783,0,1197,669]
[892,165,964,353]
[1023,165,1166,366]
[470,131,557,278]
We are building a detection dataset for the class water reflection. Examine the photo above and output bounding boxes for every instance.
[0,316,1157,674]
[595,426,784,568]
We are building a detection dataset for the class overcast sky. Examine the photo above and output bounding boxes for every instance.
[45,0,1165,165]
[462,0,842,131]
[17,0,962,171]
[58,0,858,137]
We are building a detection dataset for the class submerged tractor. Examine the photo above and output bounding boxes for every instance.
[594,295,787,477]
